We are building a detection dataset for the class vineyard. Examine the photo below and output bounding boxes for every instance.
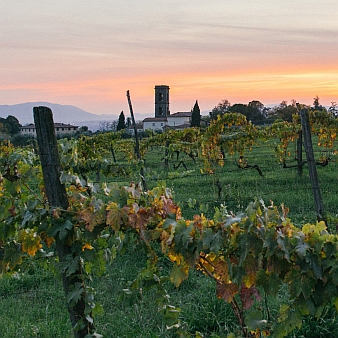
[1,106,338,337]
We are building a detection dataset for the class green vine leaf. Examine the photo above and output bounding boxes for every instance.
[170,263,189,287]
[67,282,84,304]
[61,255,81,277]
[48,218,73,241]
[245,310,267,331]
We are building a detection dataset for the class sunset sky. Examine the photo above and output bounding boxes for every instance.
[1,0,337,117]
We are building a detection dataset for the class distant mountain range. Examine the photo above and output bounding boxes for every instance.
[0,102,212,132]
[0,102,148,131]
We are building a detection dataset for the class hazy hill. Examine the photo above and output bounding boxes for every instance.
[0,102,212,132]
[0,102,119,125]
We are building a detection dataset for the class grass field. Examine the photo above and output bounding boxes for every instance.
[1,135,338,337]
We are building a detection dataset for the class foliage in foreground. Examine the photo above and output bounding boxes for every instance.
[2,108,338,337]
[2,143,338,337]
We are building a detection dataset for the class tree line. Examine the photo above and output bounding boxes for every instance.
[208,96,338,125]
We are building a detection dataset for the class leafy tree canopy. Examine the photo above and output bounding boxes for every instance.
[209,99,266,125]
[228,101,266,125]
[312,95,326,112]
[268,100,299,122]
[209,99,230,120]
[0,115,21,135]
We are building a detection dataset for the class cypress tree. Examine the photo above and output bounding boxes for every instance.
[191,100,201,127]
[117,111,127,131]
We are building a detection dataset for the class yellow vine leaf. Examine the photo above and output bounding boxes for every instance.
[302,221,327,235]
[19,230,42,257]
[214,258,229,283]
[206,252,216,261]
[82,243,93,251]
[45,236,54,248]
[168,252,184,265]
[244,273,256,288]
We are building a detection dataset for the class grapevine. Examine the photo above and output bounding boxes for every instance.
[2,108,338,337]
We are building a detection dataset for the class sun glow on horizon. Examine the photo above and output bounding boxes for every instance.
[0,1,337,115]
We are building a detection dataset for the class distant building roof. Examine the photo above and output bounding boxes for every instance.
[21,122,78,129]
[21,123,35,128]
[126,124,143,130]
[175,123,191,129]
[164,123,191,130]
[54,123,79,128]
[143,117,167,122]
[20,123,79,130]
[169,111,192,117]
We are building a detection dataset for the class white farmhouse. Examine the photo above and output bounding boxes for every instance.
[167,112,191,128]
[143,117,167,131]
[20,123,78,136]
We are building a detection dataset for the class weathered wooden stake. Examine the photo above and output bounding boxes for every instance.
[126,90,148,191]
[300,109,326,223]
[34,106,93,338]
[164,139,169,168]
[297,130,303,176]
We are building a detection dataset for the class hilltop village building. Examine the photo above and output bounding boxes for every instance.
[20,122,78,136]
[142,85,192,131]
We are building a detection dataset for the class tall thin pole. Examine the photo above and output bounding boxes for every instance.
[126,90,147,191]
[300,109,326,223]
[297,130,303,176]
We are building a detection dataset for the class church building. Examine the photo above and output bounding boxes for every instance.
[142,85,192,131]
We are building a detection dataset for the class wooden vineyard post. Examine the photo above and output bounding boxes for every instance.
[297,130,303,176]
[300,109,326,223]
[164,139,169,168]
[126,90,148,191]
[33,106,94,338]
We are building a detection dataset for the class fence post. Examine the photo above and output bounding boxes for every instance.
[33,106,94,338]
[300,109,326,223]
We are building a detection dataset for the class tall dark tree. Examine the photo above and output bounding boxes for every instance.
[190,100,201,127]
[247,100,266,125]
[228,103,248,116]
[227,101,266,125]
[117,111,126,131]
[0,115,21,135]
[209,99,230,120]
[269,100,299,122]
[312,95,325,111]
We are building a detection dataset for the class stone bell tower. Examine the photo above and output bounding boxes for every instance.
[154,85,170,118]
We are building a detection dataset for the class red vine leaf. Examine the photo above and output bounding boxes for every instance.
[128,207,154,231]
[240,285,261,310]
[8,205,16,216]
[216,282,239,302]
